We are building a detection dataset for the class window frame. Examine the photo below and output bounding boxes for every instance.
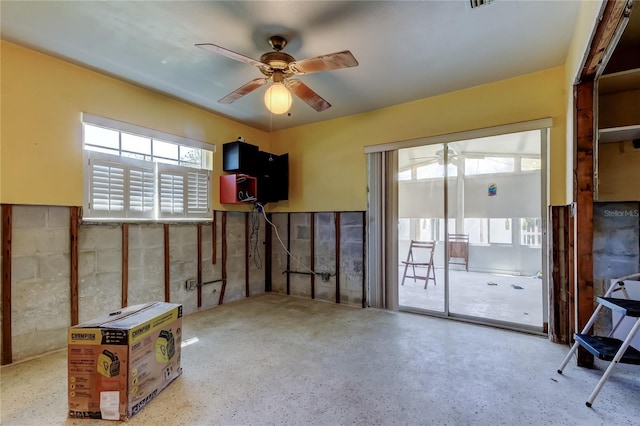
[82,113,214,222]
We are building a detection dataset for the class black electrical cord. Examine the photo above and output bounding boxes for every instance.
[249,202,262,269]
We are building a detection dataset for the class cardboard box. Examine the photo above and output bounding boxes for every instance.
[68,302,182,420]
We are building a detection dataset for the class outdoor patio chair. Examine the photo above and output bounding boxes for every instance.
[401,240,436,289]
[448,233,469,272]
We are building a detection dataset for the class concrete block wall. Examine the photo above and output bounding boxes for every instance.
[247,211,266,297]
[79,224,122,322]
[289,213,313,298]
[128,224,165,305]
[314,213,338,303]
[2,206,272,362]
[10,206,71,360]
[2,205,362,363]
[339,212,365,306]
[269,212,366,307]
[271,213,289,295]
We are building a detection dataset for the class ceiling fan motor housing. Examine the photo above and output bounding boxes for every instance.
[259,51,295,76]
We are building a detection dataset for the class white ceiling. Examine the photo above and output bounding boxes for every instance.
[1,1,582,132]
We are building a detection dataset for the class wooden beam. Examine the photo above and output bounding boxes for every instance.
[197,223,202,308]
[121,224,129,308]
[218,212,227,305]
[245,213,250,297]
[550,206,571,344]
[335,212,341,304]
[575,80,595,367]
[264,213,272,292]
[580,0,633,81]
[286,213,291,295]
[70,207,79,326]
[164,224,170,302]
[310,212,315,299]
[212,210,217,264]
[2,205,12,365]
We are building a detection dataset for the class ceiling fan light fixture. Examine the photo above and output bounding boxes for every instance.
[264,82,292,115]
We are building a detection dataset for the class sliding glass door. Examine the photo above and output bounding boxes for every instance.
[397,130,545,330]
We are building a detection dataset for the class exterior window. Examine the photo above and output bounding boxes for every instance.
[465,157,514,175]
[398,169,412,181]
[82,113,214,221]
[521,218,542,246]
[521,157,542,171]
[465,218,513,244]
[489,218,512,244]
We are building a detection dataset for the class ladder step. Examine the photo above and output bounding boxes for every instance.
[597,297,640,317]
[574,334,640,365]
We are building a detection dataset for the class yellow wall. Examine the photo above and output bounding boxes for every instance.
[598,141,640,201]
[3,40,579,213]
[0,41,268,208]
[563,0,604,205]
[270,66,567,212]
[599,88,640,128]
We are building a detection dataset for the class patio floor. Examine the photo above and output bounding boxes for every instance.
[399,268,544,328]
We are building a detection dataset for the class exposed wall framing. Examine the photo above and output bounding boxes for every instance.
[550,205,571,343]
[2,205,13,365]
[571,0,633,366]
[164,224,170,302]
[219,211,227,305]
[121,224,129,308]
[70,207,79,326]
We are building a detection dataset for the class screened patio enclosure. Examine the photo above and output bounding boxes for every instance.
[397,130,546,330]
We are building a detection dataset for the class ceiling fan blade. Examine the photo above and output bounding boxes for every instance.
[219,78,269,104]
[287,79,331,112]
[289,50,359,75]
[196,43,268,70]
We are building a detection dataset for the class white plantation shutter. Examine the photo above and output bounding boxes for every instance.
[88,158,126,218]
[158,164,186,218]
[86,153,156,220]
[128,167,155,218]
[187,170,211,216]
[82,115,214,222]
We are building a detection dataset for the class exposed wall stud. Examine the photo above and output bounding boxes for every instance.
[286,213,291,295]
[219,212,227,305]
[265,213,272,292]
[70,206,79,326]
[164,224,170,302]
[550,206,570,343]
[245,212,250,297]
[310,212,315,299]
[335,212,341,304]
[197,223,203,307]
[212,210,217,264]
[1,205,13,365]
[575,81,595,367]
[122,224,129,308]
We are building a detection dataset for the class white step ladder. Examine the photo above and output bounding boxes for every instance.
[557,273,640,407]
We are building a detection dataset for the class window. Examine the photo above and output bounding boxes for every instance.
[521,218,542,246]
[464,218,513,244]
[465,157,514,175]
[398,169,412,181]
[521,157,541,171]
[82,113,214,221]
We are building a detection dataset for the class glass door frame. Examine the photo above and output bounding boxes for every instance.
[366,121,550,334]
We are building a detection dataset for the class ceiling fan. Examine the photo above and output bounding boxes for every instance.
[196,35,358,113]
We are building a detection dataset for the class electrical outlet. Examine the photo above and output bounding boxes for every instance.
[185,279,197,291]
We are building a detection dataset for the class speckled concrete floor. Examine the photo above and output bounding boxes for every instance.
[1,293,639,425]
